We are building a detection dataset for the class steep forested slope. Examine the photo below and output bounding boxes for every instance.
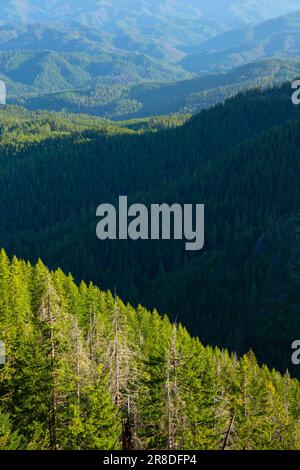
[0,49,191,104]
[1,251,300,450]
[17,58,300,119]
[0,83,300,377]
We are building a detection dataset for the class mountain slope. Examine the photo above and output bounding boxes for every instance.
[1,251,300,450]
[17,58,300,119]
[1,0,300,29]
[181,10,300,73]
[1,1,300,61]
[1,84,300,376]
[0,49,191,103]
[1,4,300,117]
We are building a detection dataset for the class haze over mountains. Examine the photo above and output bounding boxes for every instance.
[2,2,300,451]
[0,2,299,119]
[182,10,300,73]
[0,1,299,60]
[1,1,300,32]
[2,1,300,23]
[13,58,300,119]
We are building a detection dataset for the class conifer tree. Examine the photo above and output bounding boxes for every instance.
[0,251,300,450]
[0,410,22,450]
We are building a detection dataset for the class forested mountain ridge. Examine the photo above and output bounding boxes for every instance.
[1,250,300,450]
[0,105,188,145]
[0,48,191,102]
[2,0,299,25]
[1,5,300,119]
[181,10,300,74]
[1,83,300,377]
[14,58,300,119]
[1,1,299,58]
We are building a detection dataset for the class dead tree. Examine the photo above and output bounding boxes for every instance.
[222,413,235,451]
[105,292,141,448]
[165,323,184,450]
[122,418,133,450]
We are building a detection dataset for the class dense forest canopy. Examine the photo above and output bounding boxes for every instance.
[0,83,300,379]
[1,251,300,450]
[1,4,300,120]
[9,58,300,120]
[1,0,300,454]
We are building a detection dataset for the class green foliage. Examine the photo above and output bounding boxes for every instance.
[0,251,300,450]
[7,58,300,120]
[0,106,186,148]
[0,411,22,450]
[1,3,300,122]
[0,49,191,105]
[1,83,300,377]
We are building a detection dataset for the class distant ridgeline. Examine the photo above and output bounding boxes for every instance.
[1,250,300,450]
[5,58,300,119]
[1,4,300,121]
[1,83,300,379]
